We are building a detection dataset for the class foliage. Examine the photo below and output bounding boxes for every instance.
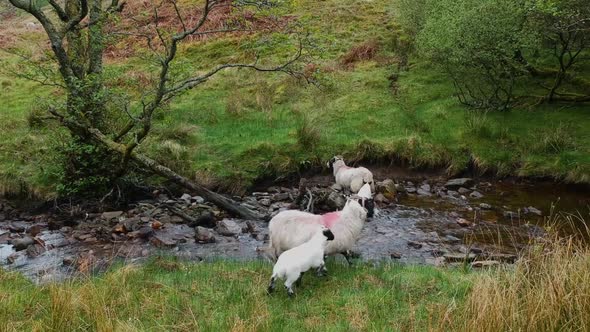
[417,0,527,111]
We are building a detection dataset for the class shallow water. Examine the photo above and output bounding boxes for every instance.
[1,174,589,283]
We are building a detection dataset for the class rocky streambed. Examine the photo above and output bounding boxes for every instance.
[1,171,588,283]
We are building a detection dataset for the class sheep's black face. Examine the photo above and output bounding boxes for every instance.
[327,157,336,169]
[323,229,335,241]
[357,198,375,219]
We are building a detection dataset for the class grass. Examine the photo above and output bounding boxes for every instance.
[2,212,590,331]
[0,0,589,198]
[0,259,472,331]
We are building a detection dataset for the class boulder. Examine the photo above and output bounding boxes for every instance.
[102,211,124,220]
[216,219,242,236]
[458,187,471,195]
[12,236,34,251]
[195,227,216,243]
[376,179,397,200]
[524,206,542,216]
[443,253,477,262]
[180,193,192,203]
[8,222,26,233]
[469,191,484,199]
[192,196,205,204]
[445,178,474,189]
[26,244,46,258]
[407,240,423,249]
[326,192,346,210]
[479,203,493,210]
[258,198,272,207]
[417,188,432,197]
[374,193,388,204]
[150,233,178,248]
[420,183,431,192]
[471,260,500,268]
[456,218,472,227]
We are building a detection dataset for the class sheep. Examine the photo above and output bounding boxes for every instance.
[268,196,370,268]
[327,156,375,194]
[267,226,335,297]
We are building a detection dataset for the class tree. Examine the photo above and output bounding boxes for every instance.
[417,0,527,111]
[6,0,307,220]
[526,0,590,102]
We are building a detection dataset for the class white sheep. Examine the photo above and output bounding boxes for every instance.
[268,196,369,268]
[267,226,335,297]
[328,156,375,193]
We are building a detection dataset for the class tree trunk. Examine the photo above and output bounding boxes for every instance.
[132,153,268,221]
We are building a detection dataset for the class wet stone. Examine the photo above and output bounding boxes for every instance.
[102,211,124,220]
[458,187,470,195]
[469,191,484,199]
[8,222,27,233]
[479,203,493,210]
[407,240,423,249]
[26,244,45,258]
[445,178,474,189]
[195,227,216,244]
[216,219,242,236]
[12,236,34,251]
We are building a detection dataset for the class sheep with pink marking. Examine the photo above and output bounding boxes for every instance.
[267,185,373,268]
[328,156,375,194]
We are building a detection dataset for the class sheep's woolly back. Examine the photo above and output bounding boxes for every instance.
[268,199,367,258]
[324,199,366,255]
[272,228,328,279]
[331,159,375,193]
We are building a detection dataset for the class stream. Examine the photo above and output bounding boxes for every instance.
[1,169,589,283]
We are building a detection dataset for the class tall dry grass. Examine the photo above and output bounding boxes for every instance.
[443,212,590,331]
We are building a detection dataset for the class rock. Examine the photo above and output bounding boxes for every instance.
[180,193,192,203]
[36,233,69,248]
[63,256,75,266]
[135,226,154,239]
[407,240,423,249]
[445,178,474,189]
[417,189,432,196]
[102,211,124,220]
[195,226,216,243]
[503,211,518,219]
[406,187,417,194]
[376,179,397,200]
[151,220,163,230]
[444,235,461,244]
[471,260,500,268]
[524,206,542,216]
[469,191,484,199]
[26,244,45,258]
[8,222,26,233]
[12,236,34,251]
[374,193,388,204]
[443,253,477,262]
[192,196,205,204]
[420,183,431,192]
[431,249,445,257]
[150,234,178,248]
[330,183,343,191]
[449,211,460,218]
[390,252,402,259]
[258,198,272,207]
[456,218,472,227]
[216,219,242,236]
[485,253,517,263]
[27,224,43,237]
[447,190,458,197]
[479,203,492,210]
[458,187,471,195]
[271,193,290,202]
[112,224,126,233]
[326,192,346,210]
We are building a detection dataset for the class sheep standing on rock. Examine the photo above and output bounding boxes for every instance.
[328,156,375,194]
[268,226,335,297]
[268,195,370,267]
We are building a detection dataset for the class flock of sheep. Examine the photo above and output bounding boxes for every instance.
[267,156,376,297]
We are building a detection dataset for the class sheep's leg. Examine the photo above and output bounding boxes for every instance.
[284,274,298,298]
[342,250,355,265]
[316,263,328,277]
[267,276,277,295]
[295,272,304,287]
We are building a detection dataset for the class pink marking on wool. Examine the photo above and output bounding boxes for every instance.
[321,212,341,228]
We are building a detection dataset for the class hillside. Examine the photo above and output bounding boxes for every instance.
[1,0,589,198]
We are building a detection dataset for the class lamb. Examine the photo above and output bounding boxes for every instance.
[267,226,335,297]
[328,156,375,193]
[268,196,369,266]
